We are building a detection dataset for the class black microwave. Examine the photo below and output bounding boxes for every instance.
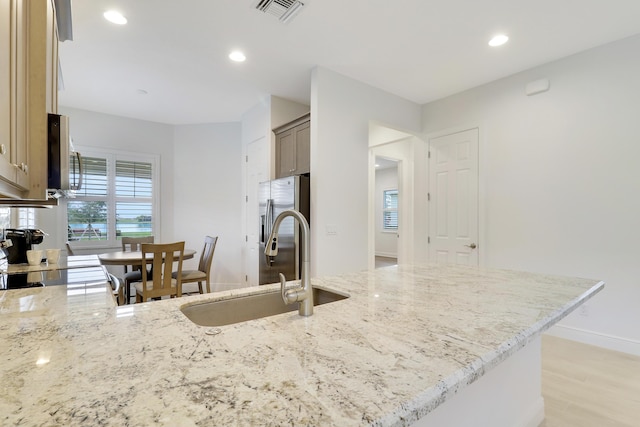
[47,113,82,196]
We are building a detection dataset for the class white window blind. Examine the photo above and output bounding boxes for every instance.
[383,189,398,230]
[75,156,108,197]
[115,160,152,197]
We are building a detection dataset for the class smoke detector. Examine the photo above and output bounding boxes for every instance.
[254,0,305,23]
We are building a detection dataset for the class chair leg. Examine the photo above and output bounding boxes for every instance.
[123,279,131,305]
[206,280,211,294]
[197,281,203,294]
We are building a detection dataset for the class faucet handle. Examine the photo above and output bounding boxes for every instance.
[279,273,288,303]
[279,273,298,304]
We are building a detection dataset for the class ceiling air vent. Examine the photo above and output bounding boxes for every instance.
[254,0,305,23]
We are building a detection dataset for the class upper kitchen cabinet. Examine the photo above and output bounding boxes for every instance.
[0,0,18,187]
[0,0,58,199]
[274,113,310,178]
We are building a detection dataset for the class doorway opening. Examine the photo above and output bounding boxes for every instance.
[368,122,426,269]
[374,156,399,268]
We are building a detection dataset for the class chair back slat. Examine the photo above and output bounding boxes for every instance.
[198,236,218,275]
[139,241,184,301]
[122,236,154,252]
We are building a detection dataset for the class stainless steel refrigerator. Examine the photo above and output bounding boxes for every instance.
[259,175,310,285]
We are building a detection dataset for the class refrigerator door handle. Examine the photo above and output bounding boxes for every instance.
[265,199,273,241]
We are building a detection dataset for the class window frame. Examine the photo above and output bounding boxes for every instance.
[65,146,160,249]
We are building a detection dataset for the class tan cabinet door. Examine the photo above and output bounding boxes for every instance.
[293,121,310,175]
[274,118,310,178]
[276,128,296,178]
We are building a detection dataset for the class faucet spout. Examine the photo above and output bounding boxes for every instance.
[265,209,312,316]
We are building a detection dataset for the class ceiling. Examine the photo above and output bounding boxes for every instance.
[58,0,640,125]
[375,157,399,170]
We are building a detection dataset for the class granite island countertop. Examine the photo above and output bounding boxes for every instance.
[0,263,603,426]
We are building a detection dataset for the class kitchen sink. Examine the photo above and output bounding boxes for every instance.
[180,287,349,327]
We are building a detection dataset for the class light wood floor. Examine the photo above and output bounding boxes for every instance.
[375,256,398,268]
[541,335,640,427]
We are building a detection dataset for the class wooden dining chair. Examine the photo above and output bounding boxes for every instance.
[122,236,155,273]
[134,241,185,303]
[65,241,75,255]
[172,236,218,294]
[121,236,154,303]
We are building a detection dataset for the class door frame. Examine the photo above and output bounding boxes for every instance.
[425,123,486,267]
[368,137,418,269]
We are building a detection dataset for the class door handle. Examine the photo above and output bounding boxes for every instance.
[465,243,477,249]
[265,199,273,238]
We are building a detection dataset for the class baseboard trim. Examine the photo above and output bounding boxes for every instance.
[375,252,397,258]
[521,397,545,427]
[546,324,640,356]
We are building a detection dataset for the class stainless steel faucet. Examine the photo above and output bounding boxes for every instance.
[264,209,313,316]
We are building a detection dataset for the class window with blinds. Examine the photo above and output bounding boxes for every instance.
[67,150,157,245]
[383,189,398,230]
[68,156,109,241]
[115,160,153,238]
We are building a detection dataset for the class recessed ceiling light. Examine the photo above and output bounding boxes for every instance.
[104,10,127,25]
[229,51,246,62]
[488,34,509,47]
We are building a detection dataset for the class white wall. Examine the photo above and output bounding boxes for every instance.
[38,107,175,253]
[310,67,422,277]
[422,34,640,354]
[173,123,243,287]
[241,98,271,287]
[375,166,398,257]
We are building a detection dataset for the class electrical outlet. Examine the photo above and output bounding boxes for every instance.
[325,224,337,236]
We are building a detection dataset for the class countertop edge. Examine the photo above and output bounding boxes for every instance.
[372,280,606,427]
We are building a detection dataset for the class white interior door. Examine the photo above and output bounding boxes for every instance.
[428,128,479,265]
[245,138,268,286]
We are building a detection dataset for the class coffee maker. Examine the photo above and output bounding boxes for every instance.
[1,229,46,264]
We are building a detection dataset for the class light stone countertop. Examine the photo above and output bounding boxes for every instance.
[0,263,603,426]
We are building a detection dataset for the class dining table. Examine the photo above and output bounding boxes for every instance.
[98,248,197,303]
